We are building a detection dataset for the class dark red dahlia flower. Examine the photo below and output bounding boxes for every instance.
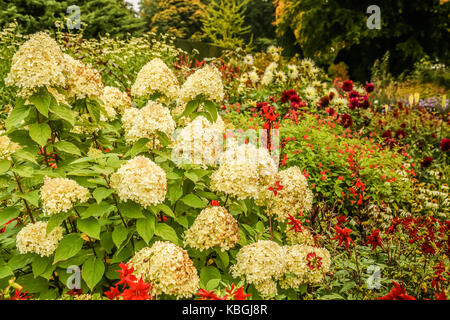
[420,156,433,168]
[365,82,375,93]
[342,80,353,92]
[440,138,450,152]
[340,114,353,128]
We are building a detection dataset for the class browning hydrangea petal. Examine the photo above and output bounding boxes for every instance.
[16,221,63,257]
[183,206,240,251]
[128,241,199,299]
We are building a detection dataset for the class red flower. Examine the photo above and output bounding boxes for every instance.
[382,130,392,139]
[332,225,354,251]
[287,214,303,233]
[342,80,353,92]
[116,262,137,287]
[336,215,347,227]
[197,289,222,300]
[226,284,251,300]
[365,82,375,93]
[105,286,121,300]
[435,289,447,300]
[395,129,407,139]
[420,156,433,168]
[378,282,416,300]
[281,154,288,166]
[340,114,353,128]
[365,229,383,250]
[348,90,360,99]
[268,180,283,196]
[10,289,30,300]
[66,288,83,296]
[306,252,323,270]
[210,200,220,206]
[280,89,298,103]
[440,138,450,152]
[121,278,152,300]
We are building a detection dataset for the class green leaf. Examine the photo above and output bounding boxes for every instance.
[181,99,199,118]
[136,215,155,244]
[29,89,51,117]
[200,266,221,288]
[112,225,128,248]
[204,100,218,122]
[12,150,38,165]
[86,99,101,123]
[7,254,32,271]
[53,234,84,264]
[77,217,101,240]
[215,249,229,269]
[100,232,114,253]
[6,103,31,130]
[184,171,198,183]
[0,159,11,174]
[16,274,48,293]
[46,211,73,234]
[81,202,115,218]
[0,265,14,279]
[49,103,77,126]
[32,256,52,278]
[206,279,220,291]
[181,194,206,209]
[82,256,105,291]
[29,123,51,147]
[156,131,171,147]
[155,204,175,219]
[155,223,180,245]
[53,141,81,156]
[126,138,149,158]
[168,184,183,204]
[118,201,145,219]
[17,190,40,207]
[0,207,20,226]
[93,188,114,204]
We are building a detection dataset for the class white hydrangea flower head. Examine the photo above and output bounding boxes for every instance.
[121,101,175,147]
[16,221,63,257]
[231,240,285,297]
[183,206,240,251]
[0,132,21,160]
[172,116,224,168]
[263,166,313,222]
[128,241,199,298]
[5,32,66,89]
[211,143,277,200]
[131,58,179,99]
[63,54,104,100]
[40,176,90,215]
[110,156,167,208]
[177,64,224,104]
[100,86,132,117]
[286,227,315,246]
[279,245,331,289]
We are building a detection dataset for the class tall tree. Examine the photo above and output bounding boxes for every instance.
[201,0,251,49]
[274,0,450,80]
[140,0,206,40]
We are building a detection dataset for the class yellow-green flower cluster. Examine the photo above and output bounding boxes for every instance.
[16,221,63,257]
[129,241,199,299]
[40,176,90,215]
[131,58,179,99]
[5,32,66,89]
[178,64,224,104]
[110,156,167,208]
[121,101,175,146]
[231,240,285,297]
[263,166,313,222]
[211,143,277,200]
[184,206,240,252]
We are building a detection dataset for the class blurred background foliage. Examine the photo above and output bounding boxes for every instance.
[0,0,449,84]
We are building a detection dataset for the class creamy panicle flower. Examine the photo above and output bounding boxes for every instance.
[40,176,90,215]
[0,132,21,160]
[211,143,277,200]
[100,86,132,117]
[131,58,179,99]
[178,64,224,104]
[184,206,240,251]
[172,116,224,167]
[286,227,315,246]
[280,245,331,289]
[110,156,167,208]
[16,221,63,257]
[129,241,199,298]
[5,32,66,89]
[122,101,175,146]
[231,240,285,297]
[263,166,313,222]
[63,54,104,100]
